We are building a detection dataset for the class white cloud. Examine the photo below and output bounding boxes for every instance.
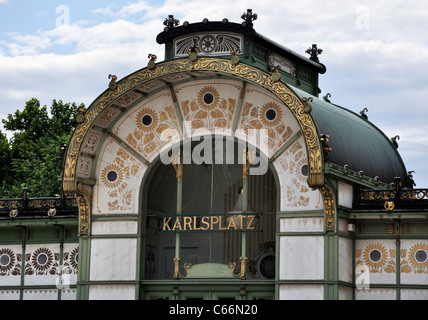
[4,33,51,56]
[1,0,428,186]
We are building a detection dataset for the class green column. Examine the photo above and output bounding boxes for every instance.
[173,161,182,280]
[76,236,91,300]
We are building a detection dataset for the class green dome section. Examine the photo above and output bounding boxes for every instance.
[290,86,409,187]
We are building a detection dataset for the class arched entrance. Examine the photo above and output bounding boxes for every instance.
[62,58,326,300]
[140,137,277,300]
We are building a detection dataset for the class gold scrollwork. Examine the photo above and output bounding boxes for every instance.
[173,257,180,280]
[322,188,336,232]
[76,183,92,236]
[170,149,182,181]
[384,201,395,212]
[242,147,256,179]
[240,257,248,280]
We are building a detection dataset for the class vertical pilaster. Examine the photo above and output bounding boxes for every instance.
[322,185,339,300]
[76,236,90,300]
[171,151,182,280]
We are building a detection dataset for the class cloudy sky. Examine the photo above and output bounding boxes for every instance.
[1,0,427,187]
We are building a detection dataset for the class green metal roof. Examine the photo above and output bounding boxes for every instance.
[290,86,409,186]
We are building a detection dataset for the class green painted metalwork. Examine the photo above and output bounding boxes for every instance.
[290,86,410,187]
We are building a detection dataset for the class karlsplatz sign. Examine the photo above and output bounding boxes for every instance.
[160,214,260,233]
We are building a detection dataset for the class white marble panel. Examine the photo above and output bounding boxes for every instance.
[23,289,58,300]
[89,284,136,300]
[279,236,324,280]
[90,238,137,281]
[401,289,428,300]
[0,290,20,300]
[92,220,138,235]
[339,236,353,283]
[338,217,352,234]
[62,243,78,286]
[61,288,77,300]
[24,244,61,286]
[338,285,353,300]
[355,288,396,300]
[338,181,353,208]
[280,217,324,233]
[279,284,323,300]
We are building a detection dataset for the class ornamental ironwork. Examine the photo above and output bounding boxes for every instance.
[356,177,428,212]
[0,190,78,220]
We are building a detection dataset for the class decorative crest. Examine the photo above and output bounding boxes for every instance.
[108,74,117,91]
[147,54,157,70]
[188,43,200,62]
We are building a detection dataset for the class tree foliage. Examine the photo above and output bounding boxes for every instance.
[0,98,84,198]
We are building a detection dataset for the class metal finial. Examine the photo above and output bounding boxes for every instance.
[306,44,323,62]
[164,14,180,31]
[360,108,368,120]
[241,9,258,27]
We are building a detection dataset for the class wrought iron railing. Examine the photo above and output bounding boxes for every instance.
[355,179,428,212]
[0,189,78,220]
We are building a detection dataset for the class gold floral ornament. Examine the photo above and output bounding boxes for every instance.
[136,108,159,133]
[197,86,220,111]
[260,102,283,128]
[126,104,180,160]
[408,243,428,272]
[240,100,293,153]
[100,147,141,212]
[361,243,395,273]
[181,85,236,130]
[101,164,123,188]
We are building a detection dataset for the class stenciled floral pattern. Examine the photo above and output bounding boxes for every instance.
[0,248,21,276]
[125,103,181,160]
[63,246,79,275]
[100,146,142,212]
[401,243,428,274]
[25,247,59,276]
[356,242,396,274]
[240,100,293,153]
[181,85,237,130]
[275,138,322,210]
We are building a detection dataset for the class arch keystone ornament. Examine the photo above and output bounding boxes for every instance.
[62,57,325,235]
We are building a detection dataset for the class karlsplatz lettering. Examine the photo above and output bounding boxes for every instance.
[162,215,258,232]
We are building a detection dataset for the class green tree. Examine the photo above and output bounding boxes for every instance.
[1,98,83,198]
[0,130,11,185]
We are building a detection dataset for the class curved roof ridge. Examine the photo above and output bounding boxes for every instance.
[288,85,410,187]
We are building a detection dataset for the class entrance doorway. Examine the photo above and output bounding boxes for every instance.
[140,137,277,300]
